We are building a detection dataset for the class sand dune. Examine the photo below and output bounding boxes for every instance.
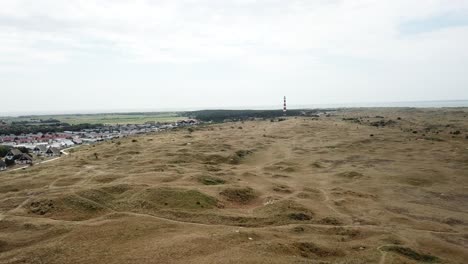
[0,108,467,263]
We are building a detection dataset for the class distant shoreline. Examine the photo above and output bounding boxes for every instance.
[1,100,467,117]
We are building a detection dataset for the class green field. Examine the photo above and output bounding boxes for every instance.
[1,112,187,125]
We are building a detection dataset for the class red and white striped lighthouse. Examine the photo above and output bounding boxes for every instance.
[283,96,287,114]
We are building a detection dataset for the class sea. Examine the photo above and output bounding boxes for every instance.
[1,100,468,117]
[296,100,468,109]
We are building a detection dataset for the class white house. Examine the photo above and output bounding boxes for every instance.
[72,138,83,145]
[15,153,33,164]
[60,139,75,147]
[5,149,22,160]
[33,145,48,155]
[45,147,61,157]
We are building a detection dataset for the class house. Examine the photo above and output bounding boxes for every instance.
[0,160,6,171]
[33,145,48,155]
[45,147,61,157]
[177,119,198,126]
[72,138,83,145]
[15,153,33,164]
[5,149,23,160]
[60,139,75,147]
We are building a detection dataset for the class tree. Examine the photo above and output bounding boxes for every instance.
[18,147,30,154]
[5,158,15,167]
[0,146,11,158]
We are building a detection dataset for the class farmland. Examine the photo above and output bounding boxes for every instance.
[1,112,186,125]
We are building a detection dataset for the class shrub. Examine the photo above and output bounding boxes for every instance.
[288,213,311,221]
[0,146,11,157]
[198,176,225,185]
[220,187,256,204]
[381,246,439,262]
[18,147,29,154]
[5,158,15,167]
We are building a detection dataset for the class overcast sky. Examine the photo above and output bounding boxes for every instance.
[1,0,468,114]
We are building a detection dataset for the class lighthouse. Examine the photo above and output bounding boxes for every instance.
[283,96,287,115]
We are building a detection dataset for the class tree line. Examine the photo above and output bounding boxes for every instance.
[184,109,308,122]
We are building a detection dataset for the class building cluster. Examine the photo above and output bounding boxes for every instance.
[0,120,199,171]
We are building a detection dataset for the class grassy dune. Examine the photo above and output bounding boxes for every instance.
[0,108,467,263]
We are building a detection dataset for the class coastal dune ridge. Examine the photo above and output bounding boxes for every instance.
[0,107,467,263]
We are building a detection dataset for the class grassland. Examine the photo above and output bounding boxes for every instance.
[2,112,186,125]
[0,108,467,263]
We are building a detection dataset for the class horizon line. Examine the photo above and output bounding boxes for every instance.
[1,99,468,117]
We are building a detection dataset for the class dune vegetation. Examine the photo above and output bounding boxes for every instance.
[0,108,467,263]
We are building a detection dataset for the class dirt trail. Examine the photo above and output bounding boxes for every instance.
[378,246,388,264]
[1,111,468,263]
[317,188,352,219]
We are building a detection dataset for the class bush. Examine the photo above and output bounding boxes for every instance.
[18,147,29,154]
[381,246,439,262]
[220,187,256,204]
[0,146,11,157]
[198,176,225,185]
[288,213,312,221]
[5,158,15,167]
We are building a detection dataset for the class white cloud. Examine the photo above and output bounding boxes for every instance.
[0,0,467,111]
[1,0,466,67]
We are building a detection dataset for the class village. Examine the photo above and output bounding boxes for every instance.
[0,119,199,172]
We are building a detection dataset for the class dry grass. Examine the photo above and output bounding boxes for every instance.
[0,108,467,263]
[219,187,257,204]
